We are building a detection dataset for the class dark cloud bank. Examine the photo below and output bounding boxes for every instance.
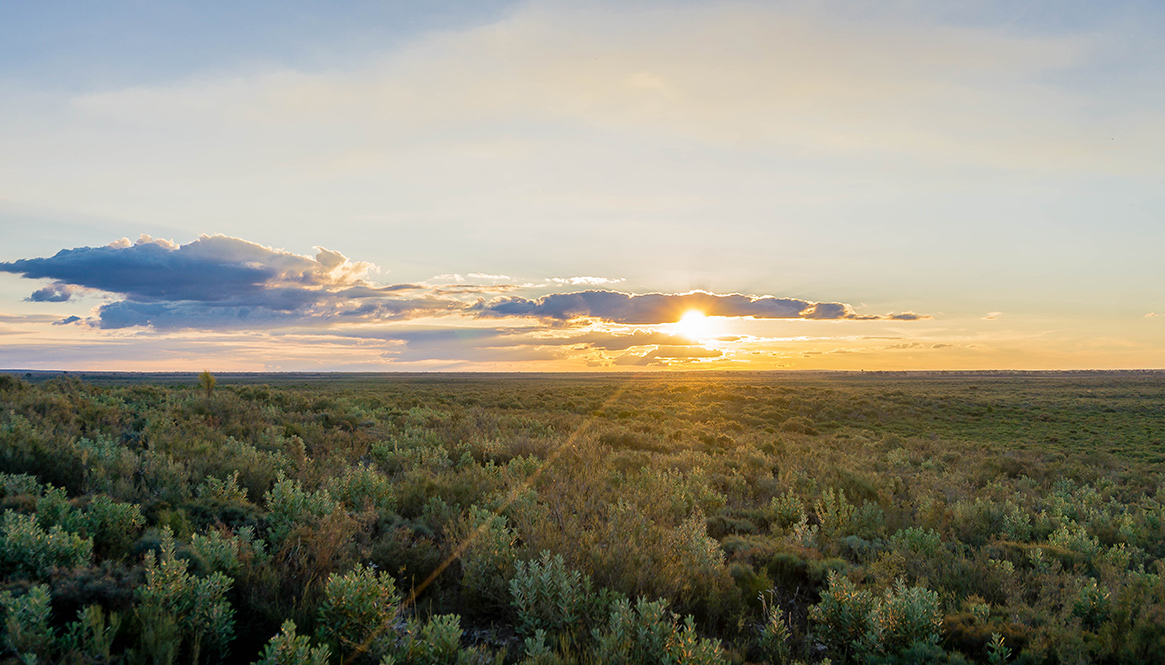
[479,291,926,323]
[0,234,928,330]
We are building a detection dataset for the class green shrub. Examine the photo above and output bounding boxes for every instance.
[74,436,138,495]
[816,488,856,542]
[851,502,887,540]
[59,604,121,664]
[1000,502,1032,542]
[64,495,145,560]
[889,527,943,558]
[316,563,401,661]
[0,512,93,578]
[1047,523,1102,560]
[987,632,1010,665]
[198,472,250,505]
[34,484,76,528]
[264,473,338,545]
[190,528,246,575]
[327,462,396,516]
[809,571,875,663]
[252,620,331,665]
[0,473,42,498]
[518,629,560,665]
[768,491,804,531]
[136,528,235,663]
[865,580,943,656]
[394,613,466,665]
[756,592,793,664]
[592,597,726,665]
[452,506,518,614]
[511,551,595,639]
[0,584,54,663]
[810,572,943,663]
[1071,577,1111,630]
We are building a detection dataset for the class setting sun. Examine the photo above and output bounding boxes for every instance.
[673,309,719,341]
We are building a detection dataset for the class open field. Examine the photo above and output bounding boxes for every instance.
[1,371,1164,664]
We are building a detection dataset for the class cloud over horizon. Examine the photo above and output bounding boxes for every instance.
[1,234,928,332]
[478,290,926,323]
[0,234,464,329]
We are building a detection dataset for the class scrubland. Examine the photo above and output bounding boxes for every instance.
[1,370,1164,664]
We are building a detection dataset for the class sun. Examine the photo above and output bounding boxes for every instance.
[673,309,719,341]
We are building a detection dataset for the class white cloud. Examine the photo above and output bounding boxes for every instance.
[549,276,624,286]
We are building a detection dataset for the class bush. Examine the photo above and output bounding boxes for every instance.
[0,583,54,662]
[0,512,93,578]
[327,462,396,516]
[253,620,331,665]
[65,495,145,560]
[592,597,727,665]
[451,506,518,614]
[511,550,595,640]
[810,572,943,663]
[136,528,235,663]
[767,491,804,531]
[263,474,338,545]
[809,571,875,663]
[316,563,401,661]
[59,604,121,664]
[394,613,466,665]
[866,580,943,656]
[756,591,793,664]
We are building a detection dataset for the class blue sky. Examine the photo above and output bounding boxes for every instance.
[1,1,1163,370]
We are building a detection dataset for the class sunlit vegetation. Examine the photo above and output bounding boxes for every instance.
[1,370,1164,663]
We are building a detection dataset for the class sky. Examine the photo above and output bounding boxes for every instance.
[1,0,1163,371]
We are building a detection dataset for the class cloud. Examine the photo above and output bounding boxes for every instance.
[3,235,930,332]
[53,316,82,326]
[550,330,700,351]
[1146,312,1159,318]
[325,327,565,364]
[432,284,522,295]
[549,276,625,286]
[27,283,83,302]
[2,233,371,303]
[983,312,1003,320]
[478,290,922,324]
[0,234,465,330]
[613,345,723,366]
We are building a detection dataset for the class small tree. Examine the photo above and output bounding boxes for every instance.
[198,370,216,398]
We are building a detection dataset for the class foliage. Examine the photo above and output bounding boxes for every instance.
[510,550,595,640]
[591,596,727,665]
[810,573,942,663]
[199,371,216,399]
[0,512,93,578]
[809,572,876,663]
[757,591,793,664]
[60,604,122,664]
[0,584,54,663]
[263,473,338,545]
[136,527,235,663]
[2,371,1165,663]
[451,505,518,614]
[316,562,401,661]
[253,620,331,665]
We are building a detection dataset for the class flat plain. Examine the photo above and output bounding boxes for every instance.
[1,370,1163,664]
